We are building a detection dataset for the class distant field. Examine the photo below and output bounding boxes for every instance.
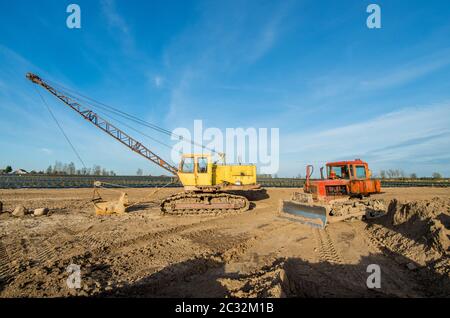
[0,175,449,189]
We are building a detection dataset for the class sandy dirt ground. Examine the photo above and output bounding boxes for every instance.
[0,187,449,298]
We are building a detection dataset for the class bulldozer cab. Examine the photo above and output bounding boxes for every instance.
[326,160,371,181]
[178,154,213,187]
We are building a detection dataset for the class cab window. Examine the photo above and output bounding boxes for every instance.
[329,165,350,179]
[355,166,366,179]
[197,157,208,173]
[181,158,194,173]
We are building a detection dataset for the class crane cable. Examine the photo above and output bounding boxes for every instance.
[47,79,175,135]
[33,85,87,169]
[94,108,182,154]
[45,78,221,156]
[47,89,184,154]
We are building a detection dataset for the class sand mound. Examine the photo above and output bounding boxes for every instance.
[386,198,450,255]
[368,197,450,268]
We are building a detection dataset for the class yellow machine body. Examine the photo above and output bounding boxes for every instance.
[177,154,258,191]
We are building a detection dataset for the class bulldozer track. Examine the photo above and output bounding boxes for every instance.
[362,226,387,254]
[75,235,109,252]
[313,228,344,264]
[33,242,57,264]
[313,228,381,292]
[0,240,11,279]
[0,240,20,282]
[161,192,249,216]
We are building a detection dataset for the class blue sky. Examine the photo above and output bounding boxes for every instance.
[0,0,450,177]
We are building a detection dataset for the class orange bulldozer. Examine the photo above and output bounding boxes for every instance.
[280,159,384,228]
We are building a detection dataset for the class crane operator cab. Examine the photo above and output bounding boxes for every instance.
[177,154,259,191]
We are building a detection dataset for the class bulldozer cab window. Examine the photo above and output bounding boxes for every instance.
[329,166,350,179]
[356,166,366,179]
[197,157,208,173]
[181,158,194,173]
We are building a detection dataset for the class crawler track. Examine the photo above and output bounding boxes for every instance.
[160,192,249,215]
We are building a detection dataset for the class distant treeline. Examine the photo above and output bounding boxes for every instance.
[378,169,444,179]
[1,175,450,189]
[21,162,118,176]
[1,163,446,179]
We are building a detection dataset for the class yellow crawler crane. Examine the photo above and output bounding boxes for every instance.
[27,73,260,215]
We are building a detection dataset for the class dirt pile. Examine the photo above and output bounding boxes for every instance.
[367,196,450,296]
[219,259,286,298]
[393,198,449,254]
[373,198,450,256]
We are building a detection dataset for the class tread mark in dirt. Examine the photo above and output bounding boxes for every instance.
[313,228,376,290]
[0,240,10,276]
[76,235,108,251]
[136,222,298,289]
[33,242,58,264]
[217,222,298,265]
[313,228,344,264]
[0,240,18,281]
[362,227,385,254]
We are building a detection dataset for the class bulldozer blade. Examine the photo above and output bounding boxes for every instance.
[279,200,328,228]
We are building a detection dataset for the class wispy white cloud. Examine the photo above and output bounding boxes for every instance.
[39,148,53,155]
[302,48,450,105]
[280,102,450,176]
[163,1,294,124]
[360,49,450,91]
[100,0,136,56]
[101,0,129,33]
[243,2,290,64]
[153,75,163,88]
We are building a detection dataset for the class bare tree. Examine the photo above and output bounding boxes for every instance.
[432,172,442,179]
[68,162,76,175]
[53,161,62,174]
[136,168,144,176]
[93,165,102,175]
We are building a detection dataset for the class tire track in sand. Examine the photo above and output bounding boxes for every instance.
[313,227,373,291]
[313,228,344,264]
[0,239,20,283]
